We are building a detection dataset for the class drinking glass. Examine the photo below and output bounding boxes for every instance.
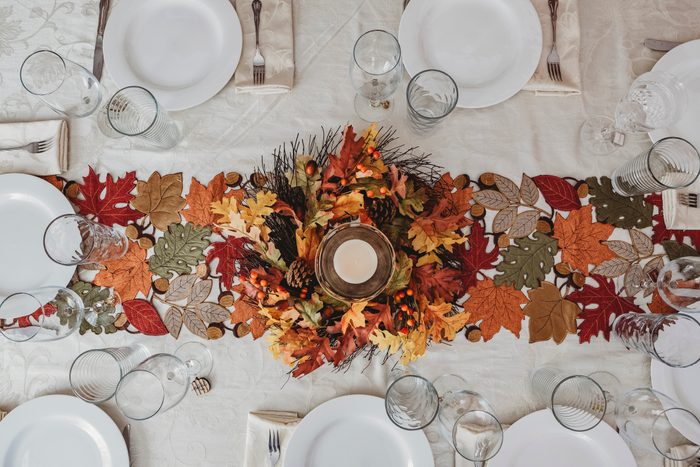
[406,69,459,133]
[613,312,700,368]
[616,388,700,461]
[657,256,700,312]
[98,86,182,150]
[44,214,128,266]
[115,342,212,420]
[20,50,101,117]
[0,287,83,342]
[349,30,402,122]
[531,366,607,431]
[610,137,700,196]
[385,368,439,430]
[581,71,687,155]
[70,344,151,403]
[434,374,502,466]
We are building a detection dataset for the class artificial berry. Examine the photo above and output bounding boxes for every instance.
[400,304,409,312]
[276,285,286,293]
[366,146,375,154]
[379,187,388,195]
[398,291,406,299]
[406,289,414,297]
[394,294,401,302]
[399,327,409,335]
[305,160,318,176]
[300,293,307,299]
[372,150,381,159]
[256,291,265,301]
[356,163,366,171]
[250,271,259,280]
[406,318,415,327]
[366,190,375,198]
[260,279,269,288]
[239,275,247,283]
[340,178,348,186]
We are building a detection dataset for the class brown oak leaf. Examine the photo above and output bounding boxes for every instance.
[131,172,187,231]
[463,279,527,341]
[524,282,579,344]
[94,241,152,301]
[553,204,614,275]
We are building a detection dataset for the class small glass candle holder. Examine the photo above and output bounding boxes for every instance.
[315,223,395,302]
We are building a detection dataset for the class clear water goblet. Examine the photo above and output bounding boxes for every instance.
[610,137,700,196]
[657,256,700,312]
[616,388,700,461]
[70,344,151,403]
[349,29,403,122]
[581,71,687,156]
[406,69,459,133]
[385,367,439,430]
[43,214,128,266]
[98,86,182,150]
[20,50,102,117]
[531,366,607,431]
[0,286,84,342]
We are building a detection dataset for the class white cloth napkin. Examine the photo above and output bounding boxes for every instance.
[524,0,581,96]
[233,0,294,94]
[663,179,700,229]
[455,424,510,467]
[243,410,300,467]
[0,119,68,175]
[664,445,699,466]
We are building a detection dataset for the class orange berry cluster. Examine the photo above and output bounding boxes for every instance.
[394,288,416,335]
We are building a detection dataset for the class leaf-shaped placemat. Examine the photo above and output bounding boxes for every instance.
[494,232,558,290]
[494,174,520,203]
[662,240,699,260]
[493,206,517,233]
[532,175,581,211]
[197,302,229,323]
[586,177,653,229]
[592,258,630,278]
[508,210,539,239]
[188,279,212,305]
[520,174,539,206]
[630,230,654,256]
[524,282,579,344]
[164,306,184,339]
[149,223,212,279]
[122,300,168,335]
[603,240,638,261]
[184,309,208,339]
[131,172,187,231]
[163,274,198,301]
[473,190,509,210]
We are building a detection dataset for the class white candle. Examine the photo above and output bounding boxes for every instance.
[333,239,378,284]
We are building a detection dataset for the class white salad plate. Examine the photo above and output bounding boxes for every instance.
[0,174,74,316]
[0,395,129,467]
[489,409,636,467]
[399,0,542,108]
[284,394,434,467]
[651,359,700,445]
[104,0,243,111]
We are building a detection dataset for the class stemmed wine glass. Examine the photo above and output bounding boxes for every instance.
[349,29,403,122]
[580,71,687,156]
[623,256,700,312]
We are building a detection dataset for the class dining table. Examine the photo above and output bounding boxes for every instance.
[2,0,700,466]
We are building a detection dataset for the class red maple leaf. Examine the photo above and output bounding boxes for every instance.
[17,303,57,328]
[532,175,581,211]
[122,299,168,336]
[72,167,143,226]
[412,264,465,302]
[206,236,248,290]
[566,274,643,343]
[291,337,334,377]
[457,221,498,290]
[322,126,366,183]
[646,193,700,248]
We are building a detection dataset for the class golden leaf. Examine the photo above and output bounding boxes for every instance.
[340,301,368,333]
[369,328,403,354]
[553,204,615,275]
[296,226,322,263]
[400,326,428,365]
[463,279,527,341]
[242,191,277,225]
[420,298,471,342]
[523,282,579,344]
[94,241,152,301]
[131,172,186,231]
[331,192,364,220]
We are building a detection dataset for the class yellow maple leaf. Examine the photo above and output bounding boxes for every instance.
[361,124,378,149]
[420,298,471,342]
[400,326,428,365]
[331,191,364,220]
[211,196,239,221]
[340,301,368,333]
[408,222,466,253]
[369,328,403,355]
[242,191,277,225]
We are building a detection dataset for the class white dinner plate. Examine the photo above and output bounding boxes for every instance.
[651,359,700,445]
[399,0,542,109]
[650,39,700,149]
[0,174,75,314]
[0,395,129,467]
[284,395,435,467]
[489,410,636,467]
[104,0,243,111]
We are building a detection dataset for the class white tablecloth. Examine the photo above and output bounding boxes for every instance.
[3,0,700,465]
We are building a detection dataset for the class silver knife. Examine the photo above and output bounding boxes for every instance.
[644,38,682,52]
[92,0,110,80]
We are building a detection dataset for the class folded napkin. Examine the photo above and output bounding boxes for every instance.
[0,120,68,175]
[233,0,294,94]
[663,180,700,229]
[523,0,581,96]
[243,410,300,467]
[664,445,699,466]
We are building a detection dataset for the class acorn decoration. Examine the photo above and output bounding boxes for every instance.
[286,258,315,289]
[367,197,397,226]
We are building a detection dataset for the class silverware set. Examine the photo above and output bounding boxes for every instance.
[679,192,699,208]
[0,138,55,154]
[546,0,562,81]
[268,429,281,466]
[252,0,266,85]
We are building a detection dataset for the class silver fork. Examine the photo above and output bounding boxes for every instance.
[0,138,54,154]
[252,0,266,85]
[546,0,562,81]
[268,429,280,466]
[679,192,699,208]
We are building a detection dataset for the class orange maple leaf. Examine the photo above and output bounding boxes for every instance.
[553,204,614,275]
[434,173,474,217]
[183,174,244,227]
[93,241,152,301]
[463,279,527,341]
[419,297,471,342]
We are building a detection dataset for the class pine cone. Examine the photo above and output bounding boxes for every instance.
[286,258,315,289]
[368,198,397,225]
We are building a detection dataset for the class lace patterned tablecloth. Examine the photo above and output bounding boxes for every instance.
[3,0,700,466]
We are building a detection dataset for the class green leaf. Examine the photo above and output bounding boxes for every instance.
[585,177,653,229]
[295,293,324,328]
[494,232,558,290]
[385,252,413,295]
[71,281,117,335]
[662,240,700,260]
[149,223,212,279]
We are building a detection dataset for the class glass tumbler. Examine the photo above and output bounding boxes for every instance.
[657,256,700,312]
[611,137,700,196]
[531,366,607,431]
[406,69,458,133]
[349,29,403,122]
[20,50,101,117]
[44,214,128,266]
[385,368,439,430]
[613,312,700,368]
[98,86,182,150]
[70,344,151,403]
[0,287,84,342]
[616,388,700,461]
